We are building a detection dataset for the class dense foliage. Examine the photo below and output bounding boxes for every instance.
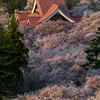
[7,15,29,67]
[0,0,27,14]
[9,12,100,100]
[82,27,100,69]
[12,11,100,100]
[0,7,10,26]
[0,15,28,95]
[0,24,16,94]
[0,24,21,95]
[1,0,100,99]
[70,0,100,16]
[67,0,80,9]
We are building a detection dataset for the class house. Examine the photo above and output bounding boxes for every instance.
[16,0,78,29]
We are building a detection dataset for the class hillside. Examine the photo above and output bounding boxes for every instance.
[0,0,100,100]
[13,11,100,100]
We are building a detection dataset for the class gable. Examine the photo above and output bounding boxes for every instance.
[16,12,30,20]
[39,8,75,23]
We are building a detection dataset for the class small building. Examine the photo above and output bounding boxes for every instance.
[16,0,77,29]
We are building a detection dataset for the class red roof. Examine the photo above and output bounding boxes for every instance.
[27,13,40,18]
[16,12,30,20]
[28,17,40,26]
[19,20,27,25]
[37,4,58,23]
[36,0,70,16]
[16,0,81,29]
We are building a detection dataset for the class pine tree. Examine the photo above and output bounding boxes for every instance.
[81,27,100,69]
[0,24,19,94]
[6,14,29,67]
[6,14,29,93]
[0,15,29,95]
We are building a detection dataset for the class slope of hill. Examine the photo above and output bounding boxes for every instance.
[0,0,100,99]
[11,11,100,100]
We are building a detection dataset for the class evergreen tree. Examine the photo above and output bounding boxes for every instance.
[7,14,29,68]
[81,27,100,69]
[0,15,28,95]
[6,14,29,93]
[0,24,19,94]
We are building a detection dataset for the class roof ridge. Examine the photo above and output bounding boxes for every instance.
[27,13,40,18]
